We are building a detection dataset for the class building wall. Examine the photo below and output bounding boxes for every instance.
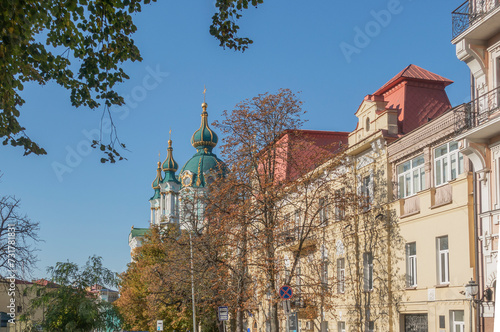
[0,280,46,332]
[452,1,500,329]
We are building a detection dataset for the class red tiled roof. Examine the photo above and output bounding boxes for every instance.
[374,64,453,95]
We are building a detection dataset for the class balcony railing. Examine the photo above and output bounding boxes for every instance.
[278,226,317,248]
[452,0,500,38]
[454,86,500,134]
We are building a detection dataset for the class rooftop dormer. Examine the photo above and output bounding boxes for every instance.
[348,65,453,148]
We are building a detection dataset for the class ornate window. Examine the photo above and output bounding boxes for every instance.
[335,189,345,221]
[319,197,329,226]
[363,252,373,291]
[360,175,373,211]
[337,258,345,294]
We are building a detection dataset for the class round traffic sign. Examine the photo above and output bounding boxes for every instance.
[279,285,293,300]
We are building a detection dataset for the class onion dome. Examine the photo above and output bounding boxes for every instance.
[162,137,180,184]
[150,161,162,200]
[180,103,226,188]
[190,103,218,152]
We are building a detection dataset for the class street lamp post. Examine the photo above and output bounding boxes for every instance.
[190,232,196,332]
[465,279,479,332]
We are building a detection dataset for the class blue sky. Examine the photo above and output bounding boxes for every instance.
[1,0,471,277]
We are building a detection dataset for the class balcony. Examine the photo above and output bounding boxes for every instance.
[454,86,500,135]
[452,0,500,38]
[278,226,317,251]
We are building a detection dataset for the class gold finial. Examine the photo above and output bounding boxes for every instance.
[158,151,161,163]
[169,128,172,140]
[202,85,208,111]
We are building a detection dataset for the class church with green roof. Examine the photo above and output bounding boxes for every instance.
[128,101,225,257]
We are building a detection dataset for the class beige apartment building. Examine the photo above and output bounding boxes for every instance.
[388,107,474,332]
[248,65,471,332]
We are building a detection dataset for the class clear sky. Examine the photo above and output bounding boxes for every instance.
[1,0,471,277]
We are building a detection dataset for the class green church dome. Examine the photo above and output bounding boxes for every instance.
[180,150,225,188]
[150,161,162,200]
[190,103,218,150]
[162,139,178,172]
[161,137,180,184]
[181,103,225,188]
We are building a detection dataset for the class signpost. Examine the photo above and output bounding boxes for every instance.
[279,285,293,300]
[157,320,163,331]
[218,306,229,321]
[282,300,291,315]
[218,306,229,332]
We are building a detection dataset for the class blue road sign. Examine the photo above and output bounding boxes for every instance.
[218,306,229,321]
[279,285,293,300]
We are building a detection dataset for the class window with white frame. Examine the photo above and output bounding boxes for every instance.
[397,155,425,198]
[437,236,449,284]
[338,321,346,332]
[363,252,373,291]
[434,141,464,186]
[450,310,465,332]
[406,242,417,287]
[322,261,329,285]
[319,197,328,226]
[335,188,346,221]
[337,258,345,294]
[321,245,329,285]
[360,175,372,211]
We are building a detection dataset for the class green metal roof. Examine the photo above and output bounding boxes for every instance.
[149,188,161,201]
[130,227,149,238]
[180,149,225,188]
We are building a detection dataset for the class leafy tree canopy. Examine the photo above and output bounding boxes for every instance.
[0,0,261,162]
[26,255,121,331]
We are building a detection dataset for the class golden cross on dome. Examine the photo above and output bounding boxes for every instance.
[203,85,207,103]
[158,151,161,162]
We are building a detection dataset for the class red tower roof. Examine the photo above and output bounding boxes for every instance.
[374,64,453,96]
[366,64,453,135]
